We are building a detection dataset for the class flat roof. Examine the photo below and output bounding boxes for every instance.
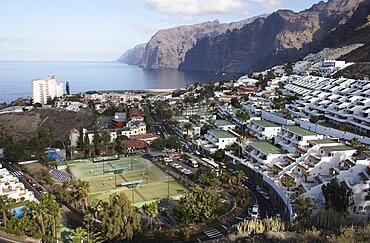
[208,129,237,139]
[322,145,356,152]
[250,141,284,155]
[308,139,340,145]
[252,120,280,128]
[283,126,316,136]
[214,119,234,126]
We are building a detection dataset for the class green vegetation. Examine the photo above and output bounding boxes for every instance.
[4,194,61,242]
[174,186,222,225]
[322,178,352,213]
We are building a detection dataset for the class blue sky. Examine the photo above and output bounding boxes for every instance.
[0,0,321,61]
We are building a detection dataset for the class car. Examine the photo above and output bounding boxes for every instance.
[262,191,270,200]
[26,178,33,183]
[251,205,259,219]
[174,164,182,169]
[164,158,173,162]
[31,182,37,187]
[171,163,179,168]
[36,187,44,193]
[157,131,161,135]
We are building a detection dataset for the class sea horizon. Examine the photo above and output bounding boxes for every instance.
[0,61,240,103]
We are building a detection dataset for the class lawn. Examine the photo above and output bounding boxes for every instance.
[68,156,187,205]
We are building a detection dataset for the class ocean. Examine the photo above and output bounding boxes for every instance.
[0,61,239,103]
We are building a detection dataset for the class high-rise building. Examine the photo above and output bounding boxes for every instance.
[32,75,64,104]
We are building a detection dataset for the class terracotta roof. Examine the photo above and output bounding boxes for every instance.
[122,139,148,149]
[131,134,159,140]
[129,108,143,118]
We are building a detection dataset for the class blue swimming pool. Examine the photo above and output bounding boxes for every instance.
[46,151,62,161]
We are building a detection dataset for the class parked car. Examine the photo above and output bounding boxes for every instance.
[164,157,173,162]
[36,187,44,193]
[251,205,260,219]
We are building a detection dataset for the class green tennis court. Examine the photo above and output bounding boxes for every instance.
[68,155,187,205]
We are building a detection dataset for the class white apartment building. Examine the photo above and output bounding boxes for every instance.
[214,119,236,131]
[197,129,237,153]
[175,122,201,137]
[244,141,286,168]
[287,77,370,136]
[69,122,146,147]
[275,126,323,153]
[247,119,281,141]
[318,59,348,76]
[32,75,64,104]
[0,165,34,202]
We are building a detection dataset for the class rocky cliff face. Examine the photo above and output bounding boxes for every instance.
[118,0,369,73]
[118,16,266,69]
[117,43,146,65]
[179,0,368,73]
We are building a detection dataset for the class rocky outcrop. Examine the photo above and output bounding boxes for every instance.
[118,15,267,69]
[179,0,368,73]
[119,0,369,73]
[117,43,146,65]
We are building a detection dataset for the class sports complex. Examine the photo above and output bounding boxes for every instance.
[66,155,187,206]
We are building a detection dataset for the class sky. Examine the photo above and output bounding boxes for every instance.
[0,0,321,61]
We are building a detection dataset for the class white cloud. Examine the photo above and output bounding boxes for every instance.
[144,0,246,16]
[249,0,287,11]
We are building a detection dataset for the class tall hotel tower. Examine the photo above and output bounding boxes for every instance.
[32,75,64,104]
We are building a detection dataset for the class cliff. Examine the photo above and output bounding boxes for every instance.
[119,15,267,69]
[118,0,369,73]
[117,43,146,65]
[180,0,369,73]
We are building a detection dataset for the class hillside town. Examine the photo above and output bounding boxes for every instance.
[0,51,370,242]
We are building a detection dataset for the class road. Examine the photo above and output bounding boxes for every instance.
[0,159,43,200]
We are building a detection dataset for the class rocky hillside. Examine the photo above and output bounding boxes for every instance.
[180,0,369,73]
[119,16,267,69]
[119,0,369,74]
[0,108,94,142]
[117,43,146,65]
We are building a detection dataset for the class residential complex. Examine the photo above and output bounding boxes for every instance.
[0,164,34,202]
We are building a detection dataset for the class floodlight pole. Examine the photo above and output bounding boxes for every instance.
[132,185,134,203]
[131,153,133,171]
[103,160,105,174]
[146,159,148,184]
[114,172,117,189]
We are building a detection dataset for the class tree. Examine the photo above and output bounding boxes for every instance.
[100,192,141,241]
[231,98,241,108]
[66,81,70,95]
[183,123,193,138]
[280,175,296,190]
[71,227,87,243]
[322,178,351,212]
[236,110,250,123]
[142,202,158,228]
[92,128,101,155]
[0,195,15,229]
[101,130,111,151]
[293,196,313,224]
[350,138,366,154]
[234,170,246,187]
[213,149,225,161]
[174,186,222,225]
[78,128,85,151]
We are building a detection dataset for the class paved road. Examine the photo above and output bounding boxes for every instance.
[0,232,39,243]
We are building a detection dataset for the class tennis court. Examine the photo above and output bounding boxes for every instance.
[68,155,187,205]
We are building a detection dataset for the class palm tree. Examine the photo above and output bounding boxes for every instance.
[86,143,94,158]
[183,123,193,138]
[79,180,91,212]
[143,202,158,228]
[90,199,104,221]
[0,196,15,229]
[234,170,246,187]
[236,136,244,156]
[71,227,87,243]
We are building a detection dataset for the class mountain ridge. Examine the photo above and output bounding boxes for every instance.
[118,0,370,73]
